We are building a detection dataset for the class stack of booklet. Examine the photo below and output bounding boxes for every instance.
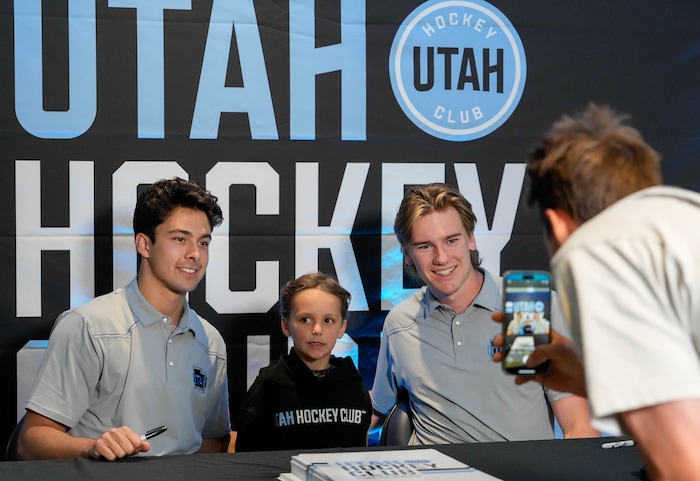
[278,448,502,481]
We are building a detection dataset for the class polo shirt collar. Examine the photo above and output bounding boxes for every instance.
[422,268,501,315]
[476,269,501,312]
[124,277,204,337]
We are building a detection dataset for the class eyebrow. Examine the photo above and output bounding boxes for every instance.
[411,232,462,246]
[167,229,212,241]
[295,312,341,318]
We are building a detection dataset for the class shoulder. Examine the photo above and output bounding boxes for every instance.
[186,309,228,356]
[241,370,277,408]
[384,288,428,332]
[56,288,130,331]
[618,185,700,211]
[548,289,569,334]
[561,186,698,255]
[191,312,226,342]
[257,355,298,386]
[475,269,502,311]
[329,356,364,380]
[73,288,128,314]
[260,355,287,374]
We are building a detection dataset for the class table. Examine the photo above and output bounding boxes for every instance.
[0,437,644,481]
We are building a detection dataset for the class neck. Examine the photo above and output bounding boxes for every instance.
[136,276,187,324]
[294,348,331,371]
[441,268,484,313]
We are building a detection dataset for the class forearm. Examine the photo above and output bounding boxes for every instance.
[551,395,599,439]
[621,399,700,481]
[369,410,387,432]
[560,418,600,439]
[19,425,94,460]
[197,434,230,453]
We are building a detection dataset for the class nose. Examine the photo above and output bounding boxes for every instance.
[433,245,448,264]
[312,322,323,335]
[186,243,201,261]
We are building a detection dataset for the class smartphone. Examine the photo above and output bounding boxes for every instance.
[502,270,552,375]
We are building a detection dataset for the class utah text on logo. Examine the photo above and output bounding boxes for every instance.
[390,0,527,141]
[193,367,207,393]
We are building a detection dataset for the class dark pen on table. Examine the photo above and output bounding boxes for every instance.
[140,426,167,441]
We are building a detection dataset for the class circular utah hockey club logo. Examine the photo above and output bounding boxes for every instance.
[390,0,526,141]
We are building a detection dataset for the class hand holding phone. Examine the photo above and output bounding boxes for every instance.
[502,270,552,375]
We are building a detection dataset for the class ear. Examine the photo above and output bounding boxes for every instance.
[280,318,291,337]
[337,319,348,339]
[544,208,578,250]
[402,246,415,266]
[135,232,151,259]
[467,231,477,250]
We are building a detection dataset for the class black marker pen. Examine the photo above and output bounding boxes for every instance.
[140,426,167,441]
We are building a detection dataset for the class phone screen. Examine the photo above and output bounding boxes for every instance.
[502,271,552,374]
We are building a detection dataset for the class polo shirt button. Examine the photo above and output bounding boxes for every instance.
[456,341,462,347]
[455,320,461,326]
[168,339,173,344]
[169,361,174,367]
[162,318,168,323]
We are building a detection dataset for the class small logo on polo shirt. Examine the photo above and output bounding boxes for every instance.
[193,366,207,393]
[487,338,502,358]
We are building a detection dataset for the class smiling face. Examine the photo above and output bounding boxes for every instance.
[281,288,348,371]
[404,206,481,312]
[136,206,212,304]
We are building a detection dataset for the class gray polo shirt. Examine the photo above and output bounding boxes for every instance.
[372,269,570,444]
[26,277,231,455]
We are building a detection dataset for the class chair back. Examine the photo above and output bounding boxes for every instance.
[378,396,413,446]
[5,415,25,461]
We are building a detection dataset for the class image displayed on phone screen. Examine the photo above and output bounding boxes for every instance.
[502,271,551,374]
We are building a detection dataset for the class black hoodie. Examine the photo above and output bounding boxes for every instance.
[235,348,371,452]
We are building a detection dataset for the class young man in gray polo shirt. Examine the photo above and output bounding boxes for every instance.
[18,177,231,460]
[371,183,598,444]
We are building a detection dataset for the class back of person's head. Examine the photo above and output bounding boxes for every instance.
[527,103,662,225]
[133,177,223,243]
[393,183,481,274]
[279,272,352,320]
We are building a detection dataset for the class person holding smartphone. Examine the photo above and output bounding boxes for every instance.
[370,183,598,444]
[492,104,700,481]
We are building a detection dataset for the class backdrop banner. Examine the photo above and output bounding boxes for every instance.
[1,0,699,444]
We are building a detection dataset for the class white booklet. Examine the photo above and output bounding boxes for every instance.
[278,473,304,481]
[287,448,501,481]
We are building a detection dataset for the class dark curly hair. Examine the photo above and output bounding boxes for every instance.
[132,177,223,243]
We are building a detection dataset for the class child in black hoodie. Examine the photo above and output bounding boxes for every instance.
[235,272,371,451]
